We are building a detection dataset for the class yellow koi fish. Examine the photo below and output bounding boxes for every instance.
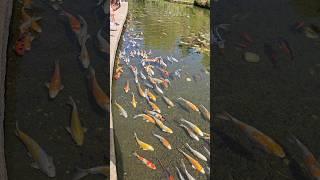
[146,99,161,114]
[216,111,286,158]
[46,60,64,99]
[137,82,146,97]
[145,89,156,102]
[154,118,173,134]
[89,67,109,111]
[15,122,56,177]
[134,132,154,151]
[180,118,204,137]
[177,97,200,113]
[66,96,87,146]
[178,148,205,174]
[131,92,137,108]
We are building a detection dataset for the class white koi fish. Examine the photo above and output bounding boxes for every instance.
[114,100,128,118]
[185,143,207,162]
[180,118,204,137]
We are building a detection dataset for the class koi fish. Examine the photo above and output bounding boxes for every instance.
[157,159,174,180]
[216,111,286,158]
[171,56,179,63]
[292,136,320,179]
[140,71,147,80]
[180,159,195,180]
[154,118,173,134]
[199,104,210,121]
[153,133,172,150]
[132,152,156,170]
[146,99,161,113]
[180,119,204,137]
[204,146,210,157]
[19,16,42,33]
[177,97,200,113]
[24,32,35,51]
[46,60,64,99]
[185,143,207,162]
[137,82,146,98]
[130,65,139,83]
[144,81,154,89]
[88,67,109,111]
[178,148,205,174]
[15,122,56,177]
[155,84,164,95]
[114,100,128,118]
[134,132,154,151]
[145,89,156,102]
[79,34,90,69]
[66,96,87,146]
[175,166,185,180]
[240,32,253,44]
[60,10,81,35]
[162,96,174,108]
[144,110,165,122]
[278,38,294,61]
[157,67,170,78]
[97,28,108,53]
[179,124,199,141]
[131,92,137,108]
[133,114,155,124]
[21,8,42,33]
[15,33,26,56]
[124,80,130,93]
[72,166,109,180]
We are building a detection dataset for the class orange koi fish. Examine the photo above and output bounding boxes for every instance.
[45,60,64,98]
[60,10,81,35]
[124,79,130,93]
[88,67,109,111]
[216,111,286,158]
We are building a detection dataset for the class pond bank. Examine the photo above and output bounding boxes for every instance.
[166,0,210,9]
[110,2,129,180]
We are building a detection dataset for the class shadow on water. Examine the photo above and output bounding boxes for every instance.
[214,129,256,162]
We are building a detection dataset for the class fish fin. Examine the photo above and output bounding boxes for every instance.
[30,162,40,169]
[65,127,71,134]
[45,83,50,88]
[191,165,196,169]
[82,127,88,133]
[72,167,89,180]
[60,85,64,90]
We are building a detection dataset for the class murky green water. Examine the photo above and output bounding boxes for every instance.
[112,0,210,179]
[5,0,108,179]
[213,0,320,179]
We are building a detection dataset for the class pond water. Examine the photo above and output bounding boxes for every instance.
[213,0,320,179]
[112,0,210,179]
[5,0,108,179]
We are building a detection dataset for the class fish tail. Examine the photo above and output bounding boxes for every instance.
[67,96,75,106]
[132,151,138,157]
[134,132,138,140]
[88,66,95,78]
[72,167,89,180]
[215,111,233,121]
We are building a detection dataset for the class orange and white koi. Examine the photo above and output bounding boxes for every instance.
[131,92,137,108]
[154,118,173,134]
[88,67,109,111]
[178,148,205,174]
[21,7,42,33]
[134,132,154,151]
[124,80,130,93]
[180,118,204,137]
[46,60,64,99]
[153,133,172,150]
[146,99,161,114]
[292,136,320,179]
[133,114,155,124]
[66,96,86,146]
[216,111,286,158]
[15,122,56,177]
[177,97,200,113]
[144,110,165,121]
[132,152,156,170]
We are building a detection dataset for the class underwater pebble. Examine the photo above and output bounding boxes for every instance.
[244,52,260,63]
[186,78,192,81]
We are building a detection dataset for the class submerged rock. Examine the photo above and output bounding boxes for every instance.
[244,52,260,63]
